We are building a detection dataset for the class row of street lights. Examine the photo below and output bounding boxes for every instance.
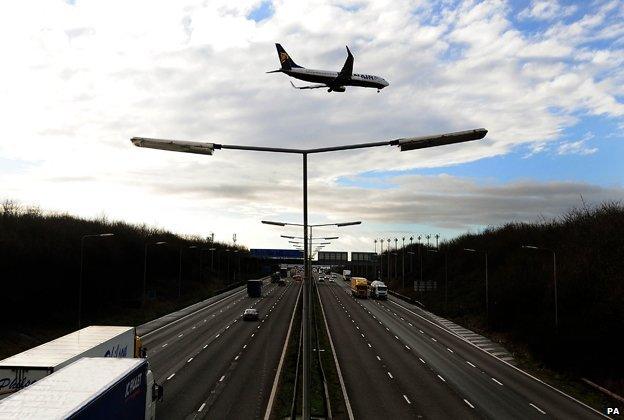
[132,126,488,418]
[385,244,557,328]
[78,234,242,328]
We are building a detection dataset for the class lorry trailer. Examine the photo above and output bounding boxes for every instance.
[350,277,369,298]
[0,357,162,419]
[247,279,263,298]
[0,326,139,397]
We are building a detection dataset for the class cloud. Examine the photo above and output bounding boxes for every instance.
[0,0,623,251]
[518,0,577,21]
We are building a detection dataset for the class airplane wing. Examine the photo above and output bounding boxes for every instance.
[335,46,354,82]
[290,81,328,90]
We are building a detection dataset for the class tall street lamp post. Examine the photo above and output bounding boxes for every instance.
[428,248,448,310]
[464,248,489,321]
[132,127,487,419]
[143,241,167,307]
[402,236,405,287]
[386,238,391,283]
[79,233,114,328]
[522,245,558,328]
[178,245,197,298]
[379,238,384,281]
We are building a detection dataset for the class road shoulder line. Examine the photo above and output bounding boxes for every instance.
[264,284,302,420]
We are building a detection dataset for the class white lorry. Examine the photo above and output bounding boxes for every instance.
[0,326,140,397]
[369,280,388,300]
[342,270,352,282]
[0,357,162,419]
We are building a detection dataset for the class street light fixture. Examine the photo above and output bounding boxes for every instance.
[132,127,487,419]
[521,245,558,328]
[79,233,115,328]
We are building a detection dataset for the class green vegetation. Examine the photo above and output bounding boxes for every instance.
[0,200,263,359]
[385,202,624,402]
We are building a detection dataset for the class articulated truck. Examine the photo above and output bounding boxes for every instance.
[350,277,369,298]
[0,326,140,398]
[369,280,388,300]
[0,357,162,419]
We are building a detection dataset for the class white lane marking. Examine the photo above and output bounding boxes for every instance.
[376,356,381,361]
[161,343,168,348]
[235,355,239,361]
[437,374,446,382]
[178,334,183,338]
[203,344,208,349]
[394,335,399,340]
[187,358,193,363]
[529,403,546,414]
[447,348,454,353]
[419,358,426,364]
[405,345,411,350]
[361,333,365,337]
[215,334,220,338]
[385,327,390,331]
[403,395,411,404]
[419,330,424,334]
[192,326,196,329]
[198,403,206,412]
[367,343,372,348]
[203,319,206,322]
[243,344,247,349]
[408,322,413,326]
[387,372,394,379]
[466,361,476,368]
[167,373,175,380]
[251,333,255,337]
[356,326,359,330]
[226,325,230,329]
[464,399,475,409]
[492,377,503,386]
[431,337,437,342]
[219,375,225,382]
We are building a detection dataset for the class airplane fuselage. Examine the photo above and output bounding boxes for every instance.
[284,68,388,90]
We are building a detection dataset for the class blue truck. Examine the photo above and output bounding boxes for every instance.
[0,357,162,419]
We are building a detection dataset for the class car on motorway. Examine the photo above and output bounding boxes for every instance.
[324,274,330,281]
[329,277,335,283]
[318,276,325,283]
[242,308,259,321]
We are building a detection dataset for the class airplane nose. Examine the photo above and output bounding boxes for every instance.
[382,79,389,87]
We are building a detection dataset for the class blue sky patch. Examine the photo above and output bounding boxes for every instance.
[248,1,274,22]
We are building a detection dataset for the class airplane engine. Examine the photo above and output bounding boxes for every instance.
[329,86,346,92]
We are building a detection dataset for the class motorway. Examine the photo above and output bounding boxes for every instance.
[140,279,301,419]
[318,278,605,420]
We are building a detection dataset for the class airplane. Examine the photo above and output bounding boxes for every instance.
[267,43,389,93]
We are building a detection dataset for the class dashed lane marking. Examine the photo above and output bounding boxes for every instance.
[167,373,175,380]
[492,377,503,386]
[437,374,446,382]
[529,403,546,414]
[198,403,206,412]
[464,399,475,409]
[466,361,476,368]
[403,395,411,404]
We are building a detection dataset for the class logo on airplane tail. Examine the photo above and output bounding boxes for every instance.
[279,52,289,64]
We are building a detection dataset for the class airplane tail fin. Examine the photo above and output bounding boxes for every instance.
[275,43,302,70]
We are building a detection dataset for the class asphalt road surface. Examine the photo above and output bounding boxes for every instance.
[318,279,605,420]
[141,279,301,419]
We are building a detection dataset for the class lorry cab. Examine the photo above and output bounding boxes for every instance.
[369,280,388,300]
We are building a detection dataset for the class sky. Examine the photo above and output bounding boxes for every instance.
[0,0,623,253]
